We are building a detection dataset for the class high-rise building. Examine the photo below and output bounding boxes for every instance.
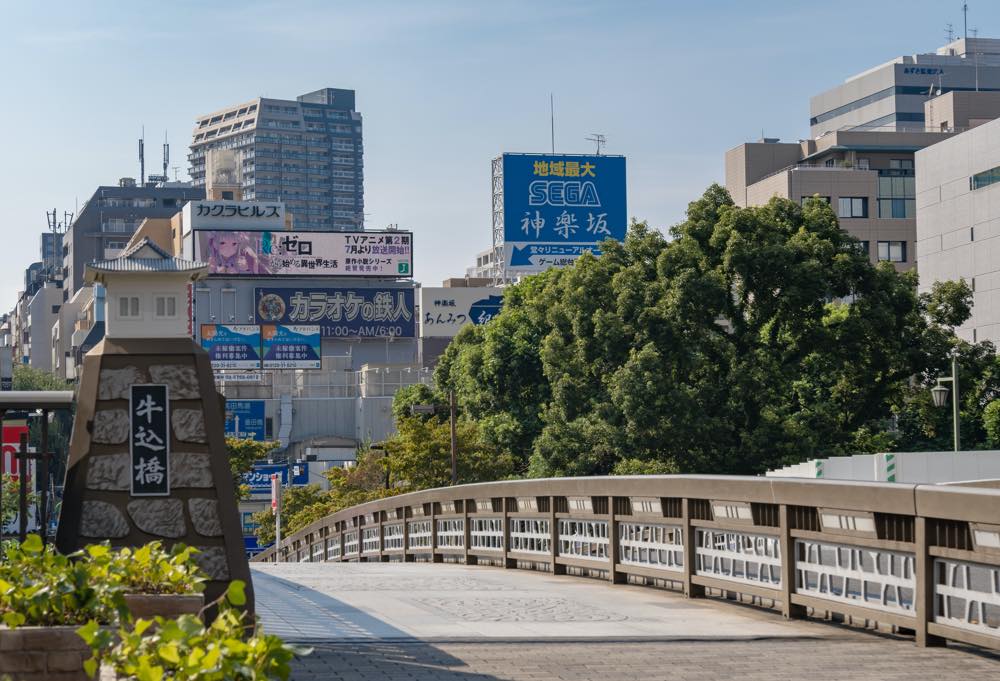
[188,88,364,231]
[810,38,1000,137]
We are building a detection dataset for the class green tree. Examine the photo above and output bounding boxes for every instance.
[251,483,329,546]
[225,438,279,500]
[439,186,981,477]
[12,365,74,498]
[2,473,38,528]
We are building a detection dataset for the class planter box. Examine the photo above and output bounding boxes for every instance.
[0,625,91,681]
[124,593,204,621]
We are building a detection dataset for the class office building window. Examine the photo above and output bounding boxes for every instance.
[971,165,1000,190]
[877,173,915,218]
[889,159,914,170]
[825,158,836,167]
[877,240,907,262]
[838,197,868,218]
[854,241,870,255]
[857,158,870,170]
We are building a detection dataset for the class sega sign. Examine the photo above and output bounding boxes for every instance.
[501,153,626,272]
[243,462,309,495]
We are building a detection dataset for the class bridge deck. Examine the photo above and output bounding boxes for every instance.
[253,562,1000,679]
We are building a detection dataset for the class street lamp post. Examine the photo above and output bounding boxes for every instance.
[930,351,960,452]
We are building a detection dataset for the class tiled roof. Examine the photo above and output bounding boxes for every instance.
[86,238,208,275]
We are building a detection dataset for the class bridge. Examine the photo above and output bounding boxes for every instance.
[251,476,1000,679]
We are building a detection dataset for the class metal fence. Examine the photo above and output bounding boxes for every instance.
[252,476,1000,651]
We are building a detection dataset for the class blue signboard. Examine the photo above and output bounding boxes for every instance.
[225,400,266,441]
[242,462,310,494]
[255,287,416,338]
[261,324,321,369]
[200,324,262,369]
[501,153,626,271]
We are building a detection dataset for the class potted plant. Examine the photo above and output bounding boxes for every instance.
[110,542,206,621]
[78,581,310,680]
[0,535,127,681]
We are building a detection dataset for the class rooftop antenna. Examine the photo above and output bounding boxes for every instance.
[162,131,169,180]
[963,2,968,41]
[946,23,954,43]
[549,93,555,154]
[172,166,180,181]
[138,126,145,186]
[585,133,606,155]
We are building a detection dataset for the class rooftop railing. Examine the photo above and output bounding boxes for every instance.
[253,475,1000,652]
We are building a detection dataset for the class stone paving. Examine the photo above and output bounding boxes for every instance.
[252,562,1000,679]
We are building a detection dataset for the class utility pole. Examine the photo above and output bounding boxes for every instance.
[449,390,458,485]
[951,352,961,452]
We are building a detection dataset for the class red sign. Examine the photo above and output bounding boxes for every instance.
[2,425,30,481]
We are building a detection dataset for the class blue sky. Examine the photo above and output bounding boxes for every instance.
[1,0,997,311]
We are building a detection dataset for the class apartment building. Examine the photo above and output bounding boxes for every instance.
[189,88,364,231]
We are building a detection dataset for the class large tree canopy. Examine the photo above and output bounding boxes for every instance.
[435,185,983,476]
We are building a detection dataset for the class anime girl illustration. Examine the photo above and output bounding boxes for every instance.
[203,231,272,275]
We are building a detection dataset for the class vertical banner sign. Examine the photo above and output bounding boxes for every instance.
[130,384,170,496]
[270,474,281,514]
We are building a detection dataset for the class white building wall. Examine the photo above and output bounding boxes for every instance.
[916,115,1000,344]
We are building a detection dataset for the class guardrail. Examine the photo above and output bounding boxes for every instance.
[252,475,1000,651]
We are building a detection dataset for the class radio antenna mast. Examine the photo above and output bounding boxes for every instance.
[550,93,555,154]
[138,126,146,185]
[585,133,606,155]
[162,131,169,180]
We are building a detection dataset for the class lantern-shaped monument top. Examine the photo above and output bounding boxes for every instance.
[85,237,207,339]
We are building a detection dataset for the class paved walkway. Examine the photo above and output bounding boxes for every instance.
[252,562,1000,679]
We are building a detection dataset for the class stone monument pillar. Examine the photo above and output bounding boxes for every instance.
[56,238,253,613]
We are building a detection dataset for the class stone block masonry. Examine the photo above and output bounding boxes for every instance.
[56,338,253,615]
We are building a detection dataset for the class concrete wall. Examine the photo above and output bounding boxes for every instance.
[916,115,1000,344]
[768,450,1000,484]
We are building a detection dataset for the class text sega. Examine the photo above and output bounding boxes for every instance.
[528,180,601,207]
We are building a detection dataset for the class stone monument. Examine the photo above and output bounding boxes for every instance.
[56,238,253,612]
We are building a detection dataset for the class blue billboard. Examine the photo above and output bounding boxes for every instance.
[255,287,416,338]
[261,324,321,369]
[225,400,266,441]
[242,462,310,495]
[200,324,262,369]
[502,153,626,271]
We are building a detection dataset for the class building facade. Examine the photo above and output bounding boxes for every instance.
[61,179,204,301]
[725,129,954,269]
[810,38,1000,136]
[916,113,1000,345]
[188,88,364,231]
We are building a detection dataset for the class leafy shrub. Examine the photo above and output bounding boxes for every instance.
[109,542,207,595]
[0,535,126,628]
[78,581,309,680]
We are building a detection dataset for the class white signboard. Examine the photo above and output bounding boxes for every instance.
[195,230,413,278]
[419,287,503,338]
[184,200,286,231]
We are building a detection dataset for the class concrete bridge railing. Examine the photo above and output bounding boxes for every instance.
[252,475,1000,651]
